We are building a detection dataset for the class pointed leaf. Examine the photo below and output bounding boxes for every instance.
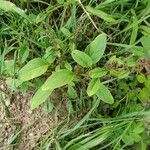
[42,69,74,91]
[87,78,100,96]
[18,58,49,81]
[71,50,93,68]
[96,84,114,104]
[86,34,107,64]
[30,87,53,109]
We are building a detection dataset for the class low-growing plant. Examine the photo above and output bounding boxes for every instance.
[0,0,150,149]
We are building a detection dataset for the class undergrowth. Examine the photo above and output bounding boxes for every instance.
[0,0,150,149]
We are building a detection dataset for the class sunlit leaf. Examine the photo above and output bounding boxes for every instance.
[18,58,49,81]
[87,78,100,96]
[30,87,53,109]
[42,69,75,91]
[86,34,107,64]
[89,68,108,78]
[96,83,114,104]
[72,50,93,68]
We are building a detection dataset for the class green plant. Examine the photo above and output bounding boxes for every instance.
[1,0,150,149]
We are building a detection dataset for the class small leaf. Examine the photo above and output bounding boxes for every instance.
[42,69,74,91]
[96,84,114,104]
[86,6,116,23]
[86,34,107,64]
[138,87,150,103]
[137,74,147,83]
[30,87,53,109]
[89,68,108,78]
[67,85,77,99]
[44,47,57,64]
[71,50,93,68]
[18,58,49,81]
[87,78,100,96]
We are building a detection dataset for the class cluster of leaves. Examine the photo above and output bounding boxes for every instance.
[0,0,150,149]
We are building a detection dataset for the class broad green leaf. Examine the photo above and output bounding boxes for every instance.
[42,69,74,91]
[87,78,100,96]
[71,50,93,68]
[96,83,114,104]
[0,1,29,20]
[30,87,53,109]
[86,34,107,64]
[86,6,116,23]
[18,58,49,81]
[89,68,108,78]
